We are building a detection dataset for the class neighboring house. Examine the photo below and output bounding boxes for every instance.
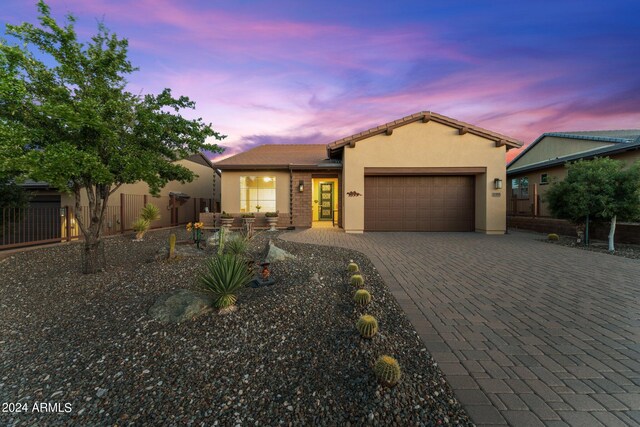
[2,153,216,250]
[507,131,640,217]
[214,111,521,233]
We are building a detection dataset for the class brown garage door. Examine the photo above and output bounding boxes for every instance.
[364,176,475,231]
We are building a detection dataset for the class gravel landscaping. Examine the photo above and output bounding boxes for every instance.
[1,229,471,426]
[540,234,640,260]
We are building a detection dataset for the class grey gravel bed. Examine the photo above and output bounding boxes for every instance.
[0,229,471,426]
[540,234,640,260]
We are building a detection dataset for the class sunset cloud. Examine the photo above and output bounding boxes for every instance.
[4,0,639,163]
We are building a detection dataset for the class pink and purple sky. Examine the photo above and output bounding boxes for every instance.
[3,0,640,162]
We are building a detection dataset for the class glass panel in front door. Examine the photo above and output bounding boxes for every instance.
[319,183,333,220]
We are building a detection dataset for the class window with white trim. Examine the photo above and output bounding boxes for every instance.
[240,176,276,212]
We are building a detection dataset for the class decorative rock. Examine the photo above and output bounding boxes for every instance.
[265,240,296,263]
[96,388,108,398]
[155,244,206,260]
[148,289,214,323]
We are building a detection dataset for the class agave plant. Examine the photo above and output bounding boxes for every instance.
[200,253,253,309]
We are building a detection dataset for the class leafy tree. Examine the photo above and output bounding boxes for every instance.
[0,1,224,272]
[0,179,30,210]
[546,157,640,251]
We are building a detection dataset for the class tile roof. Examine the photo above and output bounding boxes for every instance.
[326,111,522,157]
[213,144,338,169]
[507,130,640,168]
[507,138,640,176]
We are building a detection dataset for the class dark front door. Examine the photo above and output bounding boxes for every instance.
[319,182,333,221]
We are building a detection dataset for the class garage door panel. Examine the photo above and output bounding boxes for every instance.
[364,175,474,231]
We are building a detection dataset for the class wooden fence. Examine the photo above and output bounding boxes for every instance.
[1,194,214,250]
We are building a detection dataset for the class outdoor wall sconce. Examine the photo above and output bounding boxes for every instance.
[494,178,503,189]
[298,180,304,192]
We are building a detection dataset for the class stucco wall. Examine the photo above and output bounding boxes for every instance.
[220,170,290,214]
[341,120,507,234]
[509,136,615,169]
[60,159,215,206]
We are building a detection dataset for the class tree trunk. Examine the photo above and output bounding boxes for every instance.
[608,215,617,252]
[82,236,105,274]
[76,184,110,274]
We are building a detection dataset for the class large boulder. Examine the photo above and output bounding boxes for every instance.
[149,289,214,323]
[265,240,296,263]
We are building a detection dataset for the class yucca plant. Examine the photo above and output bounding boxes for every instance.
[132,218,150,240]
[141,203,161,222]
[200,253,253,309]
[225,236,248,256]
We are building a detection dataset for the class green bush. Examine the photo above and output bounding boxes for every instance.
[547,233,559,241]
[354,289,372,305]
[356,314,378,338]
[200,253,253,308]
[374,355,401,387]
[265,211,279,217]
[225,236,248,256]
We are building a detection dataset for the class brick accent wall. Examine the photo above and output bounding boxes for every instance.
[291,171,313,227]
[508,216,640,244]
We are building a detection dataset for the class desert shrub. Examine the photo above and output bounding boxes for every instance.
[347,262,359,273]
[200,253,253,309]
[374,355,401,387]
[547,233,559,241]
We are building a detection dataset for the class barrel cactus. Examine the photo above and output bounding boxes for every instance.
[547,233,559,241]
[354,289,372,305]
[168,233,177,259]
[347,262,359,273]
[374,355,402,387]
[356,315,378,338]
[351,274,364,288]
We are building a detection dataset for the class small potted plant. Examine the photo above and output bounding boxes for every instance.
[255,205,262,212]
[241,212,255,225]
[220,211,234,229]
[265,211,278,231]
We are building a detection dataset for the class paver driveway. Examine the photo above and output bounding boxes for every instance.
[282,229,640,426]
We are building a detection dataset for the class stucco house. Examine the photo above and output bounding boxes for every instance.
[2,153,217,250]
[214,111,521,233]
[507,130,640,217]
